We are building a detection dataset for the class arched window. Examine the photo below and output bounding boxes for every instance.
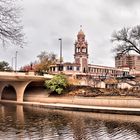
[82,48,86,53]
[76,48,80,53]
[83,67,86,73]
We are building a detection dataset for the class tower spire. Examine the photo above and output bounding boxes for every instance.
[78,25,85,36]
[74,28,88,73]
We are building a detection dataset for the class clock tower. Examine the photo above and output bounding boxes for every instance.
[74,28,88,73]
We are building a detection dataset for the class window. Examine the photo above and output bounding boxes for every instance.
[58,65,63,71]
[67,66,69,70]
[76,48,80,53]
[82,48,86,53]
[53,67,55,71]
[76,66,80,71]
[70,66,73,70]
[83,67,86,73]
[88,67,91,72]
[67,66,73,70]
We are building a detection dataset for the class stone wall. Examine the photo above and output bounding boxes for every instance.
[24,95,140,108]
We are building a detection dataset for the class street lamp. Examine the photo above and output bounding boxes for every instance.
[58,38,63,71]
[15,51,18,72]
[11,57,15,71]
[58,38,62,64]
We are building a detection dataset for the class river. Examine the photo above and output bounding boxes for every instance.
[0,103,140,140]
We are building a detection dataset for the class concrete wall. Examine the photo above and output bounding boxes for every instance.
[24,87,49,102]
[24,95,140,108]
[0,72,26,76]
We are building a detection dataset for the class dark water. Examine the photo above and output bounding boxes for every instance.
[0,104,140,140]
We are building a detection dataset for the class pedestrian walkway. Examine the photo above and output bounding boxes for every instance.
[0,100,140,115]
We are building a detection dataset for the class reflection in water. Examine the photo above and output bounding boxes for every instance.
[0,104,140,140]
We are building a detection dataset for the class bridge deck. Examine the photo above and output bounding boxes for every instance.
[0,72,51,81]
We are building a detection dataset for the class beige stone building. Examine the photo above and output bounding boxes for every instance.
[49,28,129,84]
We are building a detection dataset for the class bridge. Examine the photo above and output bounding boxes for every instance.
[0,72,52,102]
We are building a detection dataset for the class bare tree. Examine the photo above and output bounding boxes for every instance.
[0,0,24,47]
[111,25,140,55]
[34,51,57,72]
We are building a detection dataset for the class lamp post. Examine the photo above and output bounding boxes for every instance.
[11,57,15,71]
[15,51,18,72]
[58,38,62,64]
[58,38,63,71]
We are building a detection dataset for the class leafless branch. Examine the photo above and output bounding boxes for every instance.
[0,0,24,47]
[111,25,140,55]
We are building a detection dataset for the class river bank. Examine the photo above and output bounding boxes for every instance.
[1,85,140,115]
[1,96,140,115]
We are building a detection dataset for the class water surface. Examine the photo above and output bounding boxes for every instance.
[0,103,140,140]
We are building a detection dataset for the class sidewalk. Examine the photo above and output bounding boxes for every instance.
[0,100,140,115]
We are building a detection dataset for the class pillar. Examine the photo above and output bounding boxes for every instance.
[12,81,31,102]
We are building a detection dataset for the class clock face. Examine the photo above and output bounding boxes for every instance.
[78,37,84,42]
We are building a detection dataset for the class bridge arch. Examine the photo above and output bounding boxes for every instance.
[0,73,50,102]
[12,81,32,102]
[0,81,32,102]
[23,81,47,102]
[1,84,17,101]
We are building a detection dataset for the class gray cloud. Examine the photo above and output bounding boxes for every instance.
[110,0,140,7]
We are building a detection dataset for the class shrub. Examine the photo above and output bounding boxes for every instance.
[45,74,69,94]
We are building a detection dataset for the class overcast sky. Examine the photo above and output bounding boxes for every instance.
[0,0,140,69]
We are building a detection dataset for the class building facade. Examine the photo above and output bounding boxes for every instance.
[115,53,140,71]
[49,29,129,81]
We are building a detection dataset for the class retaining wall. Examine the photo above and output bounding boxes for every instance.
[24,95,140,108]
